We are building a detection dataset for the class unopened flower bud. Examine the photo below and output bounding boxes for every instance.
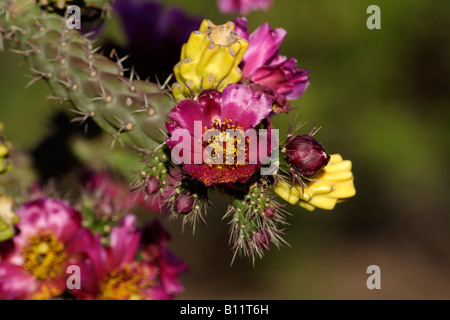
[174,192,195,215]
[253,229,271,250]
[172,19,248,101]
[284,135,330,177]
[263,206,275,219]
[145,177,161,195]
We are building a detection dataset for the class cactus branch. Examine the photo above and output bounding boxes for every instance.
[0,0,175,150]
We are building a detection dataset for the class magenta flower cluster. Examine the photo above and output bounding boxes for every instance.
[0,197,187,300]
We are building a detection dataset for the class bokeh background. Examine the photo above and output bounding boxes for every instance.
[0,0,449,299]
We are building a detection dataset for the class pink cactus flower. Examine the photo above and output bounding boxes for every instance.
[217,0,273,15]
[165,84,273,187]
[234,17,310,113]
[69,215,187,300]
[0,197,92,300]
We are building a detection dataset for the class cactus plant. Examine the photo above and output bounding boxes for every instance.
[0,0,356,265]
[0,0,174,150]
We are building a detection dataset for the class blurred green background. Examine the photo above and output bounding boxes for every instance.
[0,0,449,299]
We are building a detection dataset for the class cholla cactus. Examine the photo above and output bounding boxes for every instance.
[0,0,357,265]
[0,0,174,149]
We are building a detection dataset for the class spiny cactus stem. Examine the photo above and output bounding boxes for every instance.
[0,0,175,150]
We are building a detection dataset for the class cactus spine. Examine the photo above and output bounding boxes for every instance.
[0,0,175,150]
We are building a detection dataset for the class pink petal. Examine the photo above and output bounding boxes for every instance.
[0,263,36,300]
[159,249,188,296]
[221,84,273,131]
[218,0,272,15]
[233,17,250,39]
[108,215,140,268]
[242,23,286,76]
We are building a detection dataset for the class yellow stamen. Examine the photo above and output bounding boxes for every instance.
[22,230,67,280]
[99,263,154,300]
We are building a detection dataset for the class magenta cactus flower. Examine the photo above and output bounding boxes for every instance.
[217,0,273,15]
[0,198,92,300]
[70,215,187,300]
[0,0,358,267]
[234,17,310,112]
[165,84,273,186]
[140,220,188,296]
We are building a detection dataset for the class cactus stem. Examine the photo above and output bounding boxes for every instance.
[1,1,174,149]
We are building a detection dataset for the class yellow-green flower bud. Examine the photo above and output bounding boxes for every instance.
[172,19,249,101]
[0,123,12,174]
[0,195,19,242]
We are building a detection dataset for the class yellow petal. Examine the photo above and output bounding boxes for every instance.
[304,180,333,195]
[199,19,213,32]
[323,160,352,173]
[184,31,208,62]
[329,154,343,164]
[292,184,311,201]
[321,170,353,182]
[298,201,316,212]
[308,195,338,210]
[327,179,356,199]
[293,154,356,211]
[273,180,301,205]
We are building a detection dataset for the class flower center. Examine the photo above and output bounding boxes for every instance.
[99,263,154,300]
[22,230,67,280]
[206,23,238,47]
[203,118,248,167]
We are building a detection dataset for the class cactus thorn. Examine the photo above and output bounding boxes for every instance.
[9,48,32,56]
[9,25,26,35]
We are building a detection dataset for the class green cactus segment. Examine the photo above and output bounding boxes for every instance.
[224,183,288,263]
[0,0,175,150]
[133,147,170,192]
